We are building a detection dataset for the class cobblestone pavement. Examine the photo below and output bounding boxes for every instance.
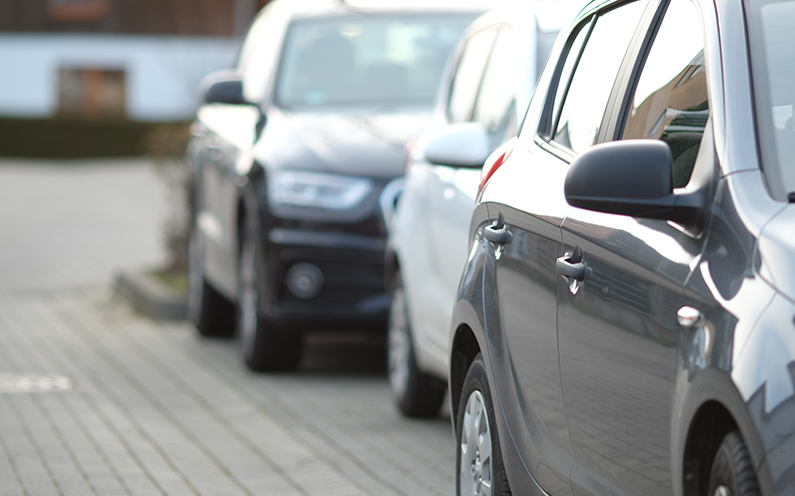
[0,160,454,496]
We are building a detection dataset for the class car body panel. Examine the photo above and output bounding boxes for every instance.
[388,0,580,382]
[449,0,795,493]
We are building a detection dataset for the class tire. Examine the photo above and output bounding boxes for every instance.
[187,220,235,337]
[708,431,760,496]
[387,270,446,417]
[456,354,512,496]
[237,217,302,372]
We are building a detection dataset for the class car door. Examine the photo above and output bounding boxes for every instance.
[479,3,648,494]
[428,26,525,354]
[406,27,497,361]
[556,1,712,495]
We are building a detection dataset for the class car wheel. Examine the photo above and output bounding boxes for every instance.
[187,220,234,337]
[456,354,511,496]
[708,431,760,496]
[388,270,445,417]
[237,218,302,372]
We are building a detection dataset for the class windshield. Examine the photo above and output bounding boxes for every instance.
[745,0,795,199]
[275,15,473,109]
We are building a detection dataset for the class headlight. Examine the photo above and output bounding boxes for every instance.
[268,170,374,210]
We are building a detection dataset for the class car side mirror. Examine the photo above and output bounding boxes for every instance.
[564,140,704,225]
[200,70,248,105]
[424,122,490,168]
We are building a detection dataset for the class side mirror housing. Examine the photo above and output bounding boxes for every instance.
[564,140,704,225]
[424,122,490,168]
[200,70,248,105]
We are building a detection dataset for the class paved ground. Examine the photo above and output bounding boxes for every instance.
[0,159,454,496]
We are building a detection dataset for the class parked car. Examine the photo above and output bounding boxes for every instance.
[383,1,580,417]
[186,0,479,371]
[449,0,795,494]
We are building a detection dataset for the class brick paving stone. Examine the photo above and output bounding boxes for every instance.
[0,159,455,495]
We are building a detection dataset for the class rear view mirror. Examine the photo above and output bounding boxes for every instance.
[564,140,704,224]
[424,122,490,168]
[200,70,248,105]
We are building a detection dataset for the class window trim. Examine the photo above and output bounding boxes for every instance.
[445,25,502,124]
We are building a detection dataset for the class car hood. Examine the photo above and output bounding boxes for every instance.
[757,203,795,301]
[255,107,430,180]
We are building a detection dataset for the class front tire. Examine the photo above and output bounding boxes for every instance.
[456,354,511,496]
[388,270,445,417]
[708,431,760,496]
[237,217,302,372]
[187,220,234,337]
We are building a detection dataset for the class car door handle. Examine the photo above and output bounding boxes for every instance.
[484,224,510,245]
[556,256,586,281]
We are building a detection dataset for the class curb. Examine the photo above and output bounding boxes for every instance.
[115,271,188,320]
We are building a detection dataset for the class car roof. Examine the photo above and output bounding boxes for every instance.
[268,0,494,19]
[466,0,587,33]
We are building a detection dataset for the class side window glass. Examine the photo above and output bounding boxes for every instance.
[622,0,707,188]
[554,1,646,154]
[473,27,520,150]
[447,29,497,124]
[548,21,591,136]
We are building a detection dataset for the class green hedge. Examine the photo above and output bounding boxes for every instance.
[0,117,191,159]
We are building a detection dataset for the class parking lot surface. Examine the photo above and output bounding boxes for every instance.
[0,160,454,496]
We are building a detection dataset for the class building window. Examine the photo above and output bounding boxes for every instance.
[48,0,111,23]
[58,68,126,118]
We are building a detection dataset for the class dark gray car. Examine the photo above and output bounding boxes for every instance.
[186,0,477,371]
[448,0,795,494]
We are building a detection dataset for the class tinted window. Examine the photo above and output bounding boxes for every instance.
[623,0,707,188]
[554,1,646,154]
[746,0,795,198]
[275,16,471,108]
[473,27,520,150]
[447,28,497,123]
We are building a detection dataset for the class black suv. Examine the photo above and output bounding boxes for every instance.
[186,0,477,371]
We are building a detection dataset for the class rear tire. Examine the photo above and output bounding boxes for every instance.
[708,431,760,496]
[237,217,302,372]
[456,354,511,496]
[388,270,446,417]
[187,221,234,337]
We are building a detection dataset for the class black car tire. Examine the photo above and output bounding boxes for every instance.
[456,354,512,496]
[187,222,235,337]
[708,431,761,496]
[388,270,446,417]
[237,217,302,372]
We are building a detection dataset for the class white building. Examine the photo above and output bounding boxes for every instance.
[0,34,240,121]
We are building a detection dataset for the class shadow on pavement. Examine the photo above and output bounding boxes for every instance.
[298,331,387,377]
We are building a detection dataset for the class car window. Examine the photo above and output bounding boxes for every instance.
[623,0,707,188]
[473,27,520,150]
[553,1,646,154]
[743,0,795,199]
[275,16,471,108]
[238,4,291,103]
[447,28,497,124]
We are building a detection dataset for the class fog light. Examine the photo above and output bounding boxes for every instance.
[286,263,324,299]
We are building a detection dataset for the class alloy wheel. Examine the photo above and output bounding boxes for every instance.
[238,231,258,357]
[460,389,493,496]
[388,285,411,398]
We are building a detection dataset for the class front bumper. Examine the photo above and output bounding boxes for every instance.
[259,226,388,331]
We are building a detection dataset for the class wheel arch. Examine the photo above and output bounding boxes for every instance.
[450,322,482,423]
[675,367,774,496]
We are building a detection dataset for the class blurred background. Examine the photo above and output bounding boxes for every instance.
[0,0,270,159]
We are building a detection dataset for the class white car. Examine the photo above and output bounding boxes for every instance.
[383,1,581,417]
